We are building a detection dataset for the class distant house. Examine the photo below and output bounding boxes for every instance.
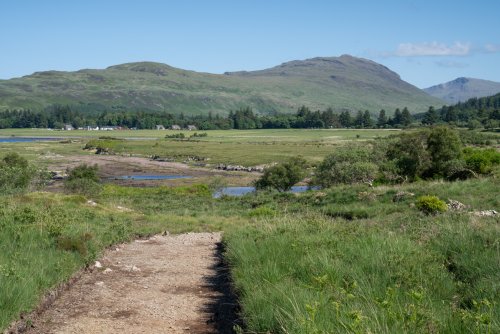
[100,126,116,131]
[156,125,165,130]
[187,125,197,131]
[63,124,74,131]
[171,124,181,130]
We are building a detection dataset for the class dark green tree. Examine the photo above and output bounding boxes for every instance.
[422,106,439,125]
[254,157,308,192]
[377,109,387,128]
[426,127,463,177]
[401,107,413,126]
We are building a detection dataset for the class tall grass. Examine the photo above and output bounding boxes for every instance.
[224,179,500,333]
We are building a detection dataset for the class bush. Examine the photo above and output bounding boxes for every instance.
[385,131,430,181]
[313,146,378,187]
[426,127,463,178]
[64,164,102,197]
[463,147,500,174]
[0,153,49,195]
[415,195,448,215]
[165,133,185,139]
[254,157,308,192]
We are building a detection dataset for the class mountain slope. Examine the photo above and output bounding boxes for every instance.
[0,55,443,115]
[424,77,500,104]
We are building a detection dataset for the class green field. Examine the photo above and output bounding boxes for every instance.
[0,128,499,333]
[0,128,400,166]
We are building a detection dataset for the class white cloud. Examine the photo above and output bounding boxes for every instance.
[395,42,471,57]
[484,44,500,53]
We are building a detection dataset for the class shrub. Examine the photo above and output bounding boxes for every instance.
[190,132,208,138]
[165,133,185,139]
[415,195,448,215]
[313,146,378,187]
[426,127,463,178]
[385,131,430,181]
[0,153,50,195]
[64,164,102,197]
[463,147,500,174]
[254,157,308,192]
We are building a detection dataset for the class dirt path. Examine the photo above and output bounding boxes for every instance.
[22,233,238,334]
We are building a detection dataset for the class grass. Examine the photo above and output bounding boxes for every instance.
[0,57,442,114]
[0,129,499,332]
[0,128,399,141]
[0,128,399,166]
[224,179,500,333]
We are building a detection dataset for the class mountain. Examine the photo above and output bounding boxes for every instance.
[424,77,500,104]
[0,55,443,115]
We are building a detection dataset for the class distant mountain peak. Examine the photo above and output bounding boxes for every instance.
[107,62,176,76]
[425,77,500,104]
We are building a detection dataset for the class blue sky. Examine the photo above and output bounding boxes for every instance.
[1,0,499,88]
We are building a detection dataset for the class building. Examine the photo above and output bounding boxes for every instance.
[63,124,74,131]
[187,125,197,131]
[170,124,181,130]
[156,125,166,130]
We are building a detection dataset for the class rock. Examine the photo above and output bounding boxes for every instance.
[392,191,415,202]
[473,210,498,217]
[95,281,104,287]
[94,261,102,268]
[87,200,97,206]
[103,268,113,274]
[447,199,467,211]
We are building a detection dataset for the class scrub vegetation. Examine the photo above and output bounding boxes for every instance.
[0,126,498,333]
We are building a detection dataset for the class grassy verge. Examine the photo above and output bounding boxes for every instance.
[224,179,500,333]
[0,184,242,330]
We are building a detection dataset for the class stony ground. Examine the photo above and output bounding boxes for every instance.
[22,233,238,334]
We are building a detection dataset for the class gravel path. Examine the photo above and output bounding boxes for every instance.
[22,232,237,334]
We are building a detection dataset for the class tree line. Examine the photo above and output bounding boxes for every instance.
[0,92,498,130]
[418,93,500,129]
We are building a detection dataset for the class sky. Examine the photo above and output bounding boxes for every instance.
[1,0,499,88]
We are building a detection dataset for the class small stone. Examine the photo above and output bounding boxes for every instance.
[103,268,113,274]
[473,210,498,217]
[95,281,104,287]
[447,199,467,211]
[94,261,102,268]
[132,265,141,272]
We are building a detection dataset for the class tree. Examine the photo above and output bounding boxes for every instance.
[363,110,374,128]
[354,111,365,128]
[426,127,463,177]
[254,157,308,192]
[422,106,439,125]
[339,111,352,128]
[392,108,403,126]
[386,131,431,181]
[377,109,387,128]
[401,107,413,126]
[313,146,378,187]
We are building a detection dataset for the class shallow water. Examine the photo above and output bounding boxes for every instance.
[213,185,317,198]
[111,175,193,180]
[0,137,58,143]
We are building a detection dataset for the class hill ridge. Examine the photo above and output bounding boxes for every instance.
[0,55,443,115]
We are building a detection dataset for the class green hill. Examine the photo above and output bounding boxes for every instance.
[424,77,500,104]
[0,55,443,115]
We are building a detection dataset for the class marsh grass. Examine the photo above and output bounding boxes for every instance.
[224,178,500,333]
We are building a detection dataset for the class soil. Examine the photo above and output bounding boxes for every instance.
[20,233,240,334]
[44,155,258,189]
